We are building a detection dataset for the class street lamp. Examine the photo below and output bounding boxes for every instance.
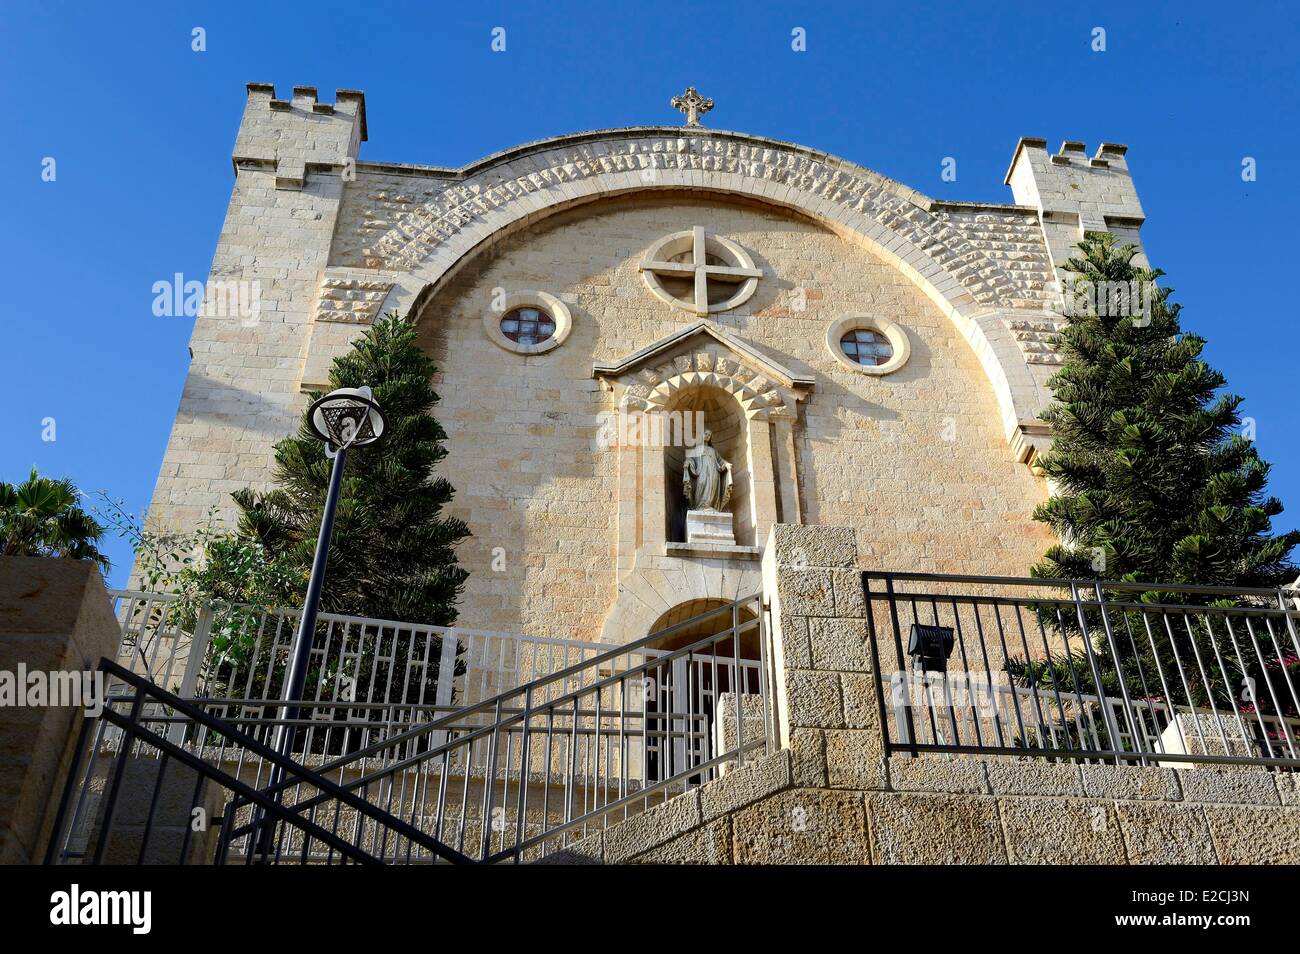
[258,386,385,856]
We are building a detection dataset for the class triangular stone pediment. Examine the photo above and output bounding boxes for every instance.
[593,321,813,419]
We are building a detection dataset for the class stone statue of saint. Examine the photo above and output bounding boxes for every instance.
[683,429,733,512]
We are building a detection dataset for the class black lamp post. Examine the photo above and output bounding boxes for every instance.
[256,385,385,857]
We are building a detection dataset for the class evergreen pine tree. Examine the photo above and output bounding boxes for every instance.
[1032,232,1297,589]
[1020,233,1298,725]
[233,313,470,626]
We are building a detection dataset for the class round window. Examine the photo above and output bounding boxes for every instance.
[839,329,894,367]
[825,317,910,376]
[482,291,573,355]
[500,307,556,346]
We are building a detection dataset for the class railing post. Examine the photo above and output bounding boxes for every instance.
[428,627,460,753]
[1090,580,1147,765]
[756,595,773,757]
[732,601,743,770]
[1071,581,1125,764]
[863,573,896,759]
[168,604,214,746]
[513,686,533,863]
[882,575,918,758]
[479,697,503,861]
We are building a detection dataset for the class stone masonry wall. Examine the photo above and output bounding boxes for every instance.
[413,195,1052,639]
[144,87,363,538]
[548,526,1300,864]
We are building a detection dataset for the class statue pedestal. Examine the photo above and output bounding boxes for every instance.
[686,508,736,547]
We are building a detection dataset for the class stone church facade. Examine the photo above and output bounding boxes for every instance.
[149,83,1150,644]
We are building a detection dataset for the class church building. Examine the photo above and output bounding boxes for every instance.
[149,83,1149,648]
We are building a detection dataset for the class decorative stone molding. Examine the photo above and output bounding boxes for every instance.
[325,128,1054,455]
[594,320,813,420]
[1007,313,1067,366]
[600,554,763,644]
[596,322,806,583]
[315,273,395,325]
[481,290,573,355]
[333,130,1036,316]
[1011,420,1053,475]
[825,315,911,376]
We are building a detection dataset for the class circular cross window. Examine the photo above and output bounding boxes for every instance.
[638,226,762,316]
[482,291,572,355]
[826,316,911,376]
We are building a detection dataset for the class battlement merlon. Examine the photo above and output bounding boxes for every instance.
[1005,137,1149,280]
[232,83,368,190]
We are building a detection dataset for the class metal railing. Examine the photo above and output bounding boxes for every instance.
[109,589,619,764]
[46,660,472,865]
[245,592,772,863]
[863,571,1300,769]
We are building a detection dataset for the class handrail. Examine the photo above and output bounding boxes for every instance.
[260,592,772,862]
[279,613,763,809]
[864,570,1300,769]
[864,570,1298,598]
[70,659,475,865]
[276,595,763,788]
[81,695,382,864]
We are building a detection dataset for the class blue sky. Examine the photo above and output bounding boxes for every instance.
[2,1,1297,587]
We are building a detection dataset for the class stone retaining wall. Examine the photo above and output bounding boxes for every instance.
[546,526,1300,864]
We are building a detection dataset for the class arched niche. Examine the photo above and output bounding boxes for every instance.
[593,322,812,581]
[662,384,752,546]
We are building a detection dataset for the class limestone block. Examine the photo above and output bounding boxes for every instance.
[999,798,1126,864]
[809,618,870,672]
[1276,774,1300,806]
[1176,767,1282,806]
[775,614,812,669]
[1204,805,1300,864]
[776,569,835,617]
[769,525,857,568]
[867,791,1006,864]
[602,789,702,863]
[825,730,886,790]
[839,672,881,730]
[1116,803,1216,865]
[699,750,791,820]
[783,670,843,729]
[830,570,867,618]
[631,818,731,864]
[888,755,989,794]
[788,729,828,788]
[733,788,869,864]
[984,759,1084,797]
[1080,764,1181,801]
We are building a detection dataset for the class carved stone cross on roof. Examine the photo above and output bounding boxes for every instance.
[671,87,714,128]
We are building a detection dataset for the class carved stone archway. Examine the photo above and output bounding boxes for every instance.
[305,127,1057,461]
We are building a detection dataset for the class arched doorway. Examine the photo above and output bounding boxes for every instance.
[641,598,763,782]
